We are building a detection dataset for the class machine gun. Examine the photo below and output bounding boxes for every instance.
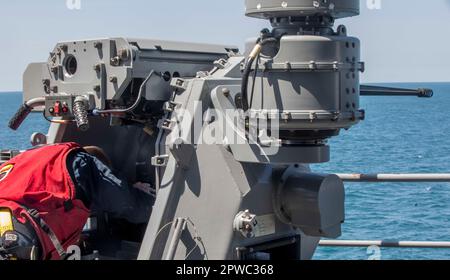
[6,0,434,260]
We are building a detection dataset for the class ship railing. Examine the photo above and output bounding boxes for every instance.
[318,173,450,250]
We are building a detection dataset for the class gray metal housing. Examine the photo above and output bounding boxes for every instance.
[23,38,237,108]
[245,0,360,19]
[246,33,364,133]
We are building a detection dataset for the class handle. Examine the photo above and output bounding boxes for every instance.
[8,103,32,131]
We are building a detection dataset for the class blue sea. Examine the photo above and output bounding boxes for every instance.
[1,83,450,260]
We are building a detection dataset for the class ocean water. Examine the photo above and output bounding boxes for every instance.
[0,92,50,150]
[313,82,450,260]
[1,83,450,260]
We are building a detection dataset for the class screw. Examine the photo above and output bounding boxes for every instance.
[332,112,340,121]
[222,88,230,97]
[93,85,100,92]
[93,64,101,72]
[93,42,102,49]
[109,76,117,83]
[110,56,121,66]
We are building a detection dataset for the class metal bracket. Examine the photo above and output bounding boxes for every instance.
[163,101,180,113]
[151,155,169,167]
[169,143,196,170]
[233,210,258,238]
[170,78,188,91]
[158,119,175,131]
[214,58,228,69]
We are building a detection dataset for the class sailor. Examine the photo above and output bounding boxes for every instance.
[0,142,153,260]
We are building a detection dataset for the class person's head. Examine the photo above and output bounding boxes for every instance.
[83,146,112,168]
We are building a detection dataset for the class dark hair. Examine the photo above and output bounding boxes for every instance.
[83,146,112,168]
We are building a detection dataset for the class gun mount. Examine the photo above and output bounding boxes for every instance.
[5,0,434,260]
[241,0,364,164]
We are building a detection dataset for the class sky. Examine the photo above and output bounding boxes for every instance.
[0,0,449,91]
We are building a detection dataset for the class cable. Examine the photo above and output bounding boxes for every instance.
[184,218,208,260]
[184,244,198,260]
[241,37,278,111]
[93,70,159,115]
[42,111,75,124]
[249,54,260,109]
[240,43,260,111]
[154,221,175,242]
[144,217,209,260]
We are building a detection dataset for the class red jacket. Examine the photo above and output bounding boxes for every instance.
[0,142,90,260]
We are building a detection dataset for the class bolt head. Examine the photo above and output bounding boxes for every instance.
[222,88,231,97]
[110,56,121,66]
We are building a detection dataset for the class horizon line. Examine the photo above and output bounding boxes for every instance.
[1,81,450,93]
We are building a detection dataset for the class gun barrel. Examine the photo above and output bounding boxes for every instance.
[360,85,434,98]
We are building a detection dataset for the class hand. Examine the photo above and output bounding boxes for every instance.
[133,182,156,197]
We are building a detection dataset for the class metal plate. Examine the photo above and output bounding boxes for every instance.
[254,214,276,237]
